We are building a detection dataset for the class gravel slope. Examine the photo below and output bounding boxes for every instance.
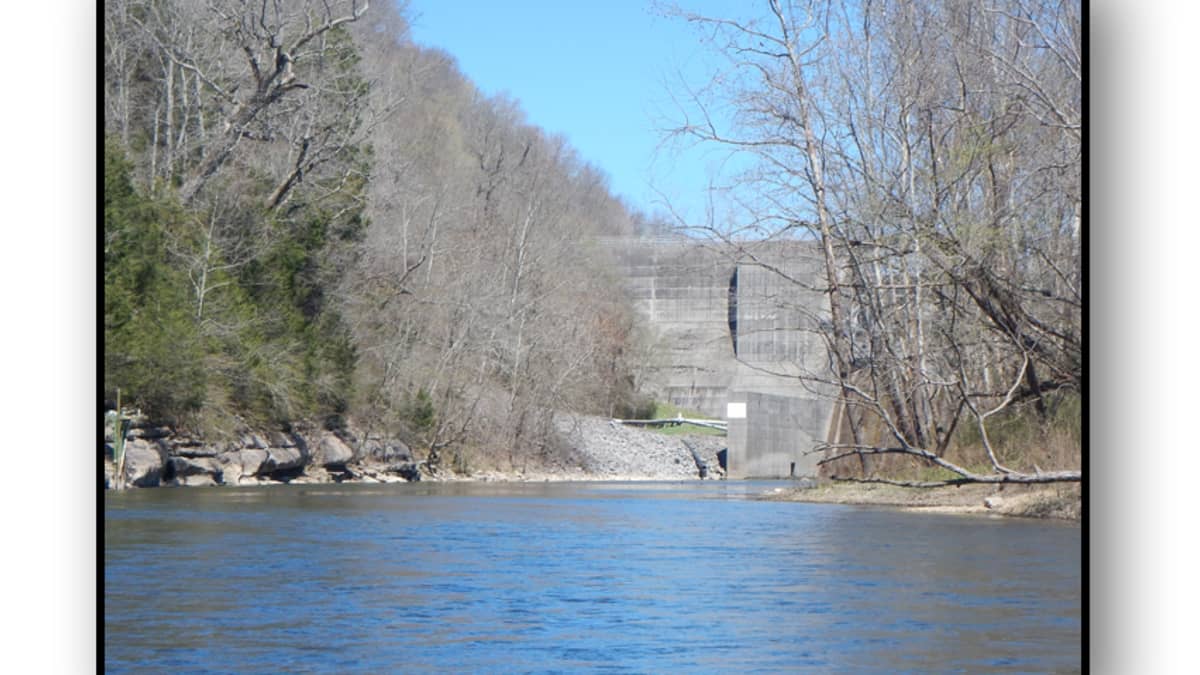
[555,414,725,479]
[468,414,728,481]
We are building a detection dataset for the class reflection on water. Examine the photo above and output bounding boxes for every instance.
[105,482,1080,672]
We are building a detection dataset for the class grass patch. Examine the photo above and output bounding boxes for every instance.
[642,401,725,436]
[650,401,716,420]
[821,389,1080,481]
[950,390,1081,474]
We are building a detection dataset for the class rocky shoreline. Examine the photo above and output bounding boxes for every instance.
[105,413,1078,523]
[104,413,728,489]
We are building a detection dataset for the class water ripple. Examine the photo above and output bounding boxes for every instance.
[106,482,1080,672]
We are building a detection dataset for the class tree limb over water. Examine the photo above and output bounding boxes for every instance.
[816,447,1080,487]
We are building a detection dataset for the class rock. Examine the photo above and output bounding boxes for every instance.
[218,455,244,485]
[173,442,221,458]
[316,434,355,468]
[128,426,172,440]
[268,431,296,448]
[331,427,358,444]
[362,439,413,464]
[387,462,423,482]
[177,474,217,487]
[122,439,166,487]
[261,447,305,474]
[291,433,312,461]
[102,421,463,488]
[241,433,269,449]
[169,456,222,483]
[300,465,333,483]
[238,449,269,476]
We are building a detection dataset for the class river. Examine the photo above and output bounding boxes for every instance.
[104,481,1081,672]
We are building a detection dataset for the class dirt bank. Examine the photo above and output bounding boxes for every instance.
[761,480,1081,521]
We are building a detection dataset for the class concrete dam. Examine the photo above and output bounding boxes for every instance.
[603,237,838,479]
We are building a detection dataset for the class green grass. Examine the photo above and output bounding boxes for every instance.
[643,402,725,437]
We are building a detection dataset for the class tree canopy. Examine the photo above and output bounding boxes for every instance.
[104,0,649,469]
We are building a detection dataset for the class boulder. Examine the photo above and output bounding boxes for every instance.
[177,474,217,487]
[122,439,166,487]
[291,433,312,461]
[238,449,269,476]
[128,426,172,440]
[392,444,414,463]
[268,431,296,448]
[240,433,269,449]
[359,439,383,460]
[173,444,221,458]
[387,462,423,482]
[296,465,333,484]
[261,447,305,474]
[316,434,355,468]
[218,454,244,485]
[169,456,222,483]
[361,439,413,464]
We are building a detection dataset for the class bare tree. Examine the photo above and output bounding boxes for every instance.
[339,5,643,472]
[660,0,1081,486]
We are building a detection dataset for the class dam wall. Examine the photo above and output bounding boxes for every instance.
[603,237,838,478]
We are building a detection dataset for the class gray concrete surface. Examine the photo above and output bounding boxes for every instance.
[604,236,837,478]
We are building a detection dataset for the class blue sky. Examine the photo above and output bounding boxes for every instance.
[404,0,753,225]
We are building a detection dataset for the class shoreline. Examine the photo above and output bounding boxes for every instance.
[760,480,1081,521]
[104,413,729,489]
[105,464,1081,523]
[106,415,1079,522]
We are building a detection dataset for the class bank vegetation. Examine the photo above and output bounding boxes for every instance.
[661,0,1081,486]
[104,0,664,475]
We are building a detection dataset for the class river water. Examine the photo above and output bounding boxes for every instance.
[104,481,1080,672]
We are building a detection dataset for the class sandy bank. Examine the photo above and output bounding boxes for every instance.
[760,480,1081,521]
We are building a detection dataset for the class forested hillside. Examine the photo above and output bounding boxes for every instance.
[104,0,653,470]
